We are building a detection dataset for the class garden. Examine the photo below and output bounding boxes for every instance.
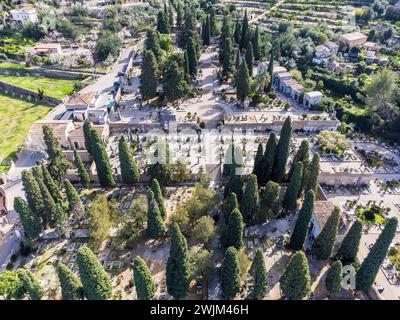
[355,201,389,225]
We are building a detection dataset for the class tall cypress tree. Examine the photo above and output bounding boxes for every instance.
[119,136,140,185]
[252,25,261,61]
[274,116,292,182]
[183,50,190,83]
[220,247,241,299]
[90,128,115,188]
[83,120,93,156]
[224,172,244,202]
[245,41,254,76]
[220,38,234,78]
[186,36,198,78]
[282,162,303,212]
[209,7,217,36]
[179,5,195,48]
[225,208,244,249]
[260,133,277,184]
[202,15,210,46]
[151,179,166,219]
[140,50,159,102]
[289,140,310,190]
[325,261,343,295]
[305,153,320,193]
[235,48,241,71]
[176,1,184,28]
[221,14,232,39]
[57,262,83,300]
[252,143,263,182]
[17,269,43,300]
[40,163,64,207]
[37,178,58,228]
[64,179,80,209]
[77,246,112,300]
[166,223,190,299]
[250,248,268,299]
[336,219,363,264]
[145,29,162,58]
[146,191,165,239]
[133,256,156,300]
[289,190,315,250]
[227,192,239,215]
[163,60,188,101]
[241,174,259,224]
[356,217,398,292]
[236,61,250,103]
[74,148,90,188]
[223,142,243,178]
[280,251,311,300]
[234,21,241,46]
[21,170,45,227]
[240,10,249,50]
[14,197,42,240]
[265,52,274,93]
[258,180,280,222]
[311,206,340,260]
[157,10,170,34]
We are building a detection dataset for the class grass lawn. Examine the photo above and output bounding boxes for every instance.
[0,92,53,172]
[0,74,76,100]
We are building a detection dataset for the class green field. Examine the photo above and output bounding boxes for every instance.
[0,74,76,99]
[0,92,53,172]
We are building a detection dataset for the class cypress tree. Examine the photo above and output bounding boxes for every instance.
[90,128,115,188]
[64,179,80,209]
[236,61,250,103]
[220,14,232,39]
[234,21,241,46]
[250,248,268,299]
[280,251,311,300]
[241,174,259,224]
[311,206,340,260]
[290,140,310,189]
[209,7,217,36]
[186,36,198,78]
[274,117,292,182]
[260,133,277,184]
[202,15,210,46]
[227,192,238,215]
[146,191,165,239]
[220,247,241,299]
[119,136,140,185]
[145,29,162,58]
[252,26,261,61]
[157,10,170,34]
[220,38,234,78]
[356,217,398,292]
[40,163,64,207]
[17,269,43,300]
[282,162,303,212]
[166,223,190,299]
[57,262,83,300]
[74,148,90,188]
[245,41,254,76]
[240,10,249,50]
[37,178,57,228]
[265,52,274,93]
[77,246,112,300]
[14,197,42,240]
[235,48,241,71]
[163,60,188,101]
[179,5,195,48]
[183,50,190,83]
[336,219,363,264]
[32,164,44,182]
[21,170,45,226]
[289,190,315,250]
[224,173,244,202]
[305,153,320,193]
[83,120,93,156]
[176,1,183,28]
[223,142,243,177]
[252,143,263,182]
[258,180,280,222]
[225,208,244,249]
[325,261,343,295]
[42,125,70,183]
[151,179,166,219]
[133,256,156,300]
[54,203,67,235]
[140,50,159,102]
[168,4,174,28]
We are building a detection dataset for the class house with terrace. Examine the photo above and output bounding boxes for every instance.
[312,41,339,66]
[64,92,98,121]
[9,4,38,26]
[339,32,367,50]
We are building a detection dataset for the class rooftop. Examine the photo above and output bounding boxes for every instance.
[305,91,323,98]
[65,92,96,107]
[313,201,337,230]
[340,32,367,42]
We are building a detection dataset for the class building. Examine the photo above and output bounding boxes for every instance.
[64,92,97,121]
[303,91,323,109]
[9,5,39,26]
[319,161,373,186]
[339,32,367,49]
[363,42,378,51]
[313,41,339,65]
[309,200,338,238]
[34,43,63,56]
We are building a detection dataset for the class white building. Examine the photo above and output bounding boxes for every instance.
[309,201,338,238]
[313,41,339,65]
[9,5,38,26]
[339,32,367,50]
[303,91,323,109]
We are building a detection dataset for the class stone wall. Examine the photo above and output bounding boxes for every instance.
[0,67,85,80]
[0,81,62,106]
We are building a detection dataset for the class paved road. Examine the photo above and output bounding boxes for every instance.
[249,0,286,24]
